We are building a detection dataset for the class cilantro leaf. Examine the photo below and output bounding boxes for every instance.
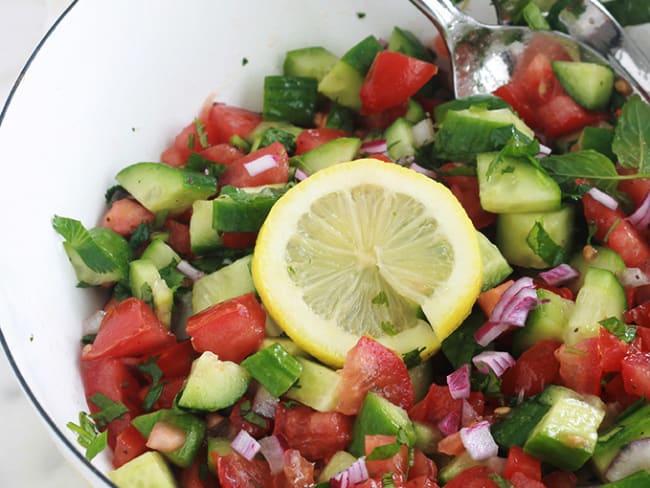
[239,400,269,428]
[613,95,650,173]
[258,128,296,154]
[136,357,165,412]
[599,316,637,343]
[104,185,126,204]
[89,393,129,428]
[471,370,503,398]
[159,263,187,292]
[67,411,108,461]
[526,221,567,267]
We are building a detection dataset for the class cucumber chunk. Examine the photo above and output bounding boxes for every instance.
[568,245,625,293]
[340,35,383,74]
[141,238,181,270]
[552,60,615,110]
[284,356,341,412]
[191,254,254,312]
[318,451,357,483]
[212,184,290,232]
[241,342,303,398]
[189,200,221,255]
[291,137,361,174]
[283,46,338,82]
[385,117,415,161]
[388,27,433,62]
[116,162,217,213]
[477,152,562,213]
[130,258,174,327]
[318,61,365,111]
[263,76,318,127]
[433,94,509,123]
[108,451,177,488]
[477,231,513,292]
[491,398,550,450]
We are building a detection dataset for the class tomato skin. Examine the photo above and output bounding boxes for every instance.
[409,383,461,426]
[139,340,197,379]
[621,352,650,397]
[617,168,650,208]
[208,104,262,144]
[501,340,561,397]
[221,231,258,249]
[444,466,498,488]
[161,145,187,168]
[219,142,289,188]
[186,292,266,363]
[336,335,415,415]
[360,51,438,114]
[82,298,175,361]
[278,449,315,488]
[163,218,193,257]
[603,373,639,409]
[503,445,541,482]
[199,143,245,165]
[582,191,650,268]
[599,327,629,373]
[409,448,438,482]
[509,472,546,488]
[100,199,155,237]
[634,325,650,352]
[536,95,608,138]
[555,337,602,396]
[179,453,216,488]
[360,101,409,131]
[272,403,353,462]
[112,425,147,469]
[295,128,349,155]
[214,451,271,488]
[624,301,650,328]
[493,83,538,130]
[365,435,409,482]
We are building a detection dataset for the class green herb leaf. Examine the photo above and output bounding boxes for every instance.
[112,282,132,301]
[242,57,249,66]
[129,222,151,251]
[613,95,650,172]
[104,185,125,204]
[367,442,402,460]
[471,370,503,398]
[67,412,108,461]
[402,347,424,368]
[599,316,637,343]
[381,472,396,488]
[89,393,129,428]
[381,321,398,336]
[185,153,227,178]
[239,400,269,428]
[81,333,97,345]
[356,11,366,18]
[136,357,165,412]
[194,118,210,149]
[538,150,622,195]
[441,308,487,369]
[187,132,196,150]
[159,263,187,292]
[526,221,567,267]
[489,473,514,488]
[258,128,296,154]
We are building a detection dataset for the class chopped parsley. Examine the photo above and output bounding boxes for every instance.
[356,11,366,19]
[194,118,210,149]
[402,347,424,368]
[242,57,249,66]
[136,357,165,411]
[67,412,108,461]
[599,316,637,343]
[372,291,388,305]
[89,393,129,428]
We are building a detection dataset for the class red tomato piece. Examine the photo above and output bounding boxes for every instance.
[295,128,349,155]
[603,373,639,409]
[360,101,409,131]
[208,103,262,144]
[493,83,539,131]
[512,35,572,84]
[617,167,650,208]
[199,143,245,165]
[503,445,541,482]
[336,335,415,415]
[272,403,353,462]
[555,337,602,396]
[100,199,155,237]
[634,326,650,352]
[161,145,187,168]
[533,280,574,301]
[624,302,650,328]
[179,453,216,488]
[82,298,175,361]
[542,471,578,488]
[365,435,409,482]
[151,377,186,410]
[537,95,608,138]
[621,352,650,397]
[219,142,289,188]
[366,153,393,162]
[409,383,461,426]
[163,218,193,257]
[509,472,546,488]
[409,448,438,482]
[112,425,148,469]
[439,166,497,229]
[360,51,438,114]
[501,340,562,397]
[186,292,266,363]
[139,340,197,379]
[582,191,650,268]
[444,466,498,488]
[599,327,630,373]
[406,477,440,488]
[280,449,315,488]
[221,231,258,249]
[229,397,273,439]
[214,451,271,488]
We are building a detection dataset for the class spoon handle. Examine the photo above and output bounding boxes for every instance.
[408,0,480,45]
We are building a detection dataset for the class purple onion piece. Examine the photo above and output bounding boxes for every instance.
[539,263,579,286]
[605,438,650,482]
[231,429,261,461]
[472,350,515,377]
[626,191,650,231]
[459,421,499,461]
[447,364,471,399]
[259,435,285,474]
[474,321,511,347]
[438,411,461,436]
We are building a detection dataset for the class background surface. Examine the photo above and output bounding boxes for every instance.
[0,0,89,485]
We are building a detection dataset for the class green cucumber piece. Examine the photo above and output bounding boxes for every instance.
[340,35,383,74]
[388,27,433,62]
[191,254,254,313]
[413,421,442,455]
[206,437,232,473]
[53,216,132,286]
[284,356,340,412]
[491,398,551,450]
[263,76,318,127]
[325,103,355,133]
[408,359,434,404]
[496,205,575,269]
[349,392,415,457]
[290,137,361,174]
[404,98,427,124]
[141,238,181,270]
[189,200,221,255]
[116,162,217,213]
[318,60,365,111]
[513,288,574,354]
[132,409,205,468]
[523,396,605,471]
[108,452,177,488]
[244,121,302,145]
[552,60,615,110]
[212,184,290,232]
[130,258,174,327]
[283,46,338,82]
[241,343,303,398]
[568,245,625,293]
[385,117,415,161]
[261,337,309,358]
[438,451,484,484]
[177,351,250,411]
[564,266,626,344]
[477,231,513,292]
[477,152,562,213]
[318,451,357,483]
[433,94,509,123]
[435,108,534,162]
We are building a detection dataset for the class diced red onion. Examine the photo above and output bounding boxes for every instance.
[331,457,369,487]
[447,364,471,399]
[539,263,579,286]
[618,267,650,288]
[538,143,552,156]
[412,118,435,147]
[259,435,286,474]
[176,260,205,282]
[360,139,388,155]
[474,321,511,347]
[252,385,279,419]
[626,191,650,231]
[461,399,479,427]
[438,411,460,436]
[587,187,619,210]
[472,351,515,377]
[244,154,278,177]
[294,168,309,181]
[231,429,261,461]
[489,277,536,325]
[409,162,437,178]
[82,309,106,335]
[146,421,186,453]
[459,421,499,461]
[604,437,650,482]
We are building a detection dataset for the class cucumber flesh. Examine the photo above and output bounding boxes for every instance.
[477,231,513,292]
[385,117,415,161]
[552,60,614,110]
[291,137,361,174]
[283,46,338,82]
[108,452,176,488]
[284,356,341,412]
[129,258,174,327]
[568,245,625,293]
[190,200,221,255]
[318,61,365,111]
[191,254,254,312]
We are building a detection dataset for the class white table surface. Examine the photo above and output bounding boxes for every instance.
[0,0,90,486]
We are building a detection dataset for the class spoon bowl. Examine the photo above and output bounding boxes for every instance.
[409,0,650,102]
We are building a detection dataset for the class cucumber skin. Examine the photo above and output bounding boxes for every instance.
[283,46,338,82]
[552,61,614,110]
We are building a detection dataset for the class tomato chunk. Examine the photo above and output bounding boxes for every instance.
[599,327,629,373]
[409,383,461,426]
[621,352,650,398]
[186,292,266,363]
[214,451,271,488]
[208,103,262,144]
[295,128,349,155]
[100,199,154,237]
[444,466,498,488]
[503,445,541,482]
[112,425,148,468]
[82,298,175,361]
[365,435,409,483]
[219,142,289,188]
[360,51,438,114]
[555,337,602,396]
[199,143,245,165]
[501,340,561,397]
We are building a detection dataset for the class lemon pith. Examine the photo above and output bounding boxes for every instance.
[252,159,482,367]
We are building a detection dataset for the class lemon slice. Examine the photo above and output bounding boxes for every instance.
[252,159,482,367]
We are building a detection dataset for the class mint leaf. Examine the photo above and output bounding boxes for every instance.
[538,150,621,194]
[136,357,165,412]
[89,393,129,428]
[67,411,108,461]
[526,221,566,267]
[367,442,402,460]
[52,216,119,274]
[258,128,296,154]
[613,95,650,173]
[129,222,150,251]
[599,316,637,343]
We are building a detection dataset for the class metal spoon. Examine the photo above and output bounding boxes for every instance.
[408,0,650,102]
[495,0,650,101]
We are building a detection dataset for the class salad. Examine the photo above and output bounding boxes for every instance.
[53,13,650,488]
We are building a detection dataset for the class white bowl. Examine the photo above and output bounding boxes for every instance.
[0,0,450,485]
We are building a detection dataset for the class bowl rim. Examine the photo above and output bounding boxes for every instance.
[0,0,111,485]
